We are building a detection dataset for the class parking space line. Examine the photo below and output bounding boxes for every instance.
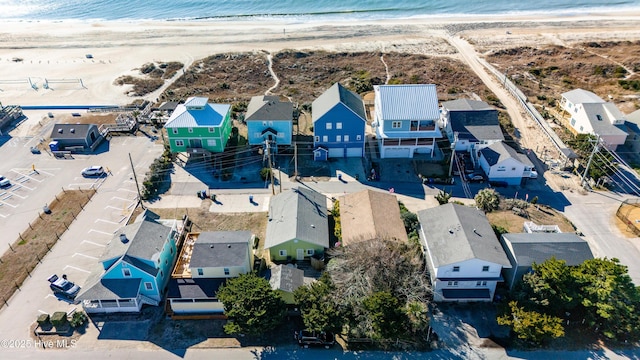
[2,194,13,200]
[72,252,98,260]
[119,188,137,194]
[0,213,6,218]
[88,229,114,236]
[63,265,90,273]
[0,200,17,208]
[10,169,44,183]
[95,219,120,225]
[111,196,136,202]
[37,169,57,176]
[81,240,106,247]
[105,205,121,210]
[10,192,27,200]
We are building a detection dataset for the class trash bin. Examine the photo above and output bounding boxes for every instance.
[338,174,342,181]
[249,195,254,203]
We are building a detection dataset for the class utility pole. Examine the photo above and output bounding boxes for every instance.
[581,135,600,187]
[266,140,275,195]
[129,153,145,209]
[278,167,282,193]
[448,133,458,177]
[294,142,298,180]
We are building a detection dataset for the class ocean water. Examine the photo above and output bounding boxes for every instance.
[0,0,639,22]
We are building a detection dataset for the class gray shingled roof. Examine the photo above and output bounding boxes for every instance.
[442,99,504,142]
[312,82,366,123]
[245,95,293,122]
[50,123,97,140]
[100,210,171,274]
[77,261,142,302]
[501,233,594,267]
[417,203,511,268]
[265,187,329,249]
[190,231,252,268]
[167,278,225,299]
[269,264,304,293]
[480,142,532,167]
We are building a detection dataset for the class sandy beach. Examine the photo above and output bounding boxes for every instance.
[1,11,640,108]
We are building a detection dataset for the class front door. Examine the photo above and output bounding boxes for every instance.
[296,249,305,261]
[189,138,202,148]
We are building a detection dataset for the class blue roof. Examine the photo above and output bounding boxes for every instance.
[165,97,230,128]
[375,84,439,121]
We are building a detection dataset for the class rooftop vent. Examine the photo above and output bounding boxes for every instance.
[58,129,63,134]
[70,128,75,133]
[119,233,128,243]
[227,244,231,248]
[210,244,214,248]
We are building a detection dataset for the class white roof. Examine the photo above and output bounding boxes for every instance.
[375,84,440,120]
[562,89,605,104]
[165,98,230,128]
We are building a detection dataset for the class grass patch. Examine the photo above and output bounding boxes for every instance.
[486,203,575,234]
[0,190,95,305]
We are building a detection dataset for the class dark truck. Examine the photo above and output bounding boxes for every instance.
[294,330,335,348]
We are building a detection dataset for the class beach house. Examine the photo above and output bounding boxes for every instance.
[372,84,442,158]
[77,210,180,314]
[245,95,293,152]
[312,83,366,160]
[559,89,628,150]
[164,96,232,154]
[478,142,536,185]
[440,99,504,157]
[417,203,511,302]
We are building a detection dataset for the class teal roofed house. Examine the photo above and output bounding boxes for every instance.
[164,97,232,154]
[76,210,182,314]
[265,188,329,262]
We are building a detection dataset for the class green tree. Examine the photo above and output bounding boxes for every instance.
[398,201,419,243]
[332,201,342,240]
[474,188,500,212]
[362,291,407,340]
[435,190,452,205]
[497,301,565,346]
[404,300,430,336]
[217,273,286,336]
[572,258,640,341]
[517,258,579,315]
[569,134,616,181]
[294,273,345,333]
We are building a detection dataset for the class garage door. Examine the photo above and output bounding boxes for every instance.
[383,148,411,158]
[328,148,344,158]
[346,147,363,157]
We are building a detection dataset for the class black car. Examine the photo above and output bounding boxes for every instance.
[294,330,335,348]
[47,274,80,299]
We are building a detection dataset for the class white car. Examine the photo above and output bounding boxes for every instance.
[0,176,10,188]
[81,166,104,177]
[529,170,538,179]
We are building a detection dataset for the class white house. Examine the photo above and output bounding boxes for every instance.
[560,89,628,150]
[440,99,504,155]
[373,84,442,158]
[478,142,535,186]
[417,203,511,302]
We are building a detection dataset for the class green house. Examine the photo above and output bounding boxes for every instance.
[265,188,329,262]
[164,97,232,154]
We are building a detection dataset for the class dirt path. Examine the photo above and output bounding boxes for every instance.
[380,53,391,84]
[264,51,281,97]
[144,53,195,103]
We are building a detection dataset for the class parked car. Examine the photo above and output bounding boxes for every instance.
[81,166,104,177]
[0,176,10,188]
[529,170,538,179]
[467,173,485,182]
[294,330,335,349]
[47,274,80,299]
[30,146,41,154]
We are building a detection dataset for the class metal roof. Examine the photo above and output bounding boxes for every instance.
[190,231,251,268]
[265,187,329,249]
[417,203,511,268]
[312,82,366,123]
[164,97,230,128]
[562,89,605,104]
[184,96,209,108]
[245,95,293,122]
[501,233,594,267]
[374,84,440,121]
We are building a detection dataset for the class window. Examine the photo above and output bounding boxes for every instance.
[356,135,362,141]
[145,282,153,290]
[262,121,267,126]
[336,122,342,129]
[452,266,460,272]
[207,139,217,147]
[160,270,163,277]
[476,281,487,286]
[172,128,178,134]
[277,132,284,138]
[208,127,215,133]
[175,140,184,147]
[306,249,314,256]
[197,268,204,276]
[322,135,328,142]
[447,281,459,286]
[170,248,173,255]
[254,132,261,138]
[570,118,576,126]
[279,250,287,257]
[579,126,584,132]
[269,121,274,126]
[314,136,320,142]
[188,127,193,133]
[165,259,168,265]
[392,121,402,129]
[511,167,516,171]
[224,268,230,276]
[482,265,490,272]
[326,123,332,130]
[336,135,342,142]
[344,135,349,142]
[122,268,131,277]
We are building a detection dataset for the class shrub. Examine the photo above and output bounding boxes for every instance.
[51,312,68,327]
[259,167,272,181]
[475,188,500,212]
[530,196,539,205]
[70,311,88,328]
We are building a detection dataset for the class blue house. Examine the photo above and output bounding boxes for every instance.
[373,84,442,158]
[77,210,181,314]
[246,95,293,152]
[312,83,366,160]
